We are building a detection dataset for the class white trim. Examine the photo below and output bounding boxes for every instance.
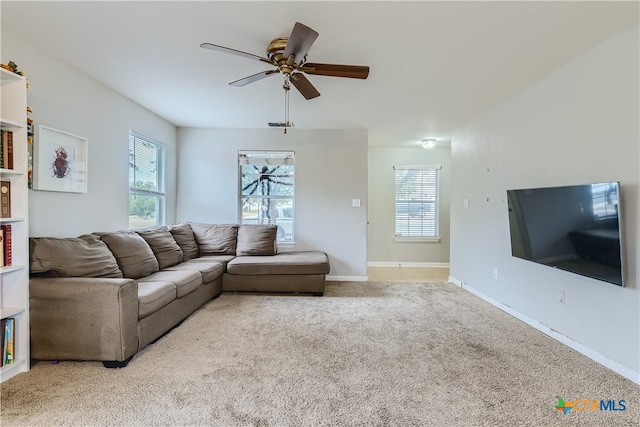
[393,164,442,170]
[393,237,441,243]
[368,262,450,268]
[449,276,463,286]
[449,276,640,385]
[326,275,368,282]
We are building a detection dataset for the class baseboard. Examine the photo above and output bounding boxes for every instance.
[449,276,462,286]
[367,261,450,268]
[449,276,640,385]
[326,276,368,282]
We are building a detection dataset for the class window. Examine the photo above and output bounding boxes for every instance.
[239,151,295,242]
[394,165,441,240]
[129,131,165,228]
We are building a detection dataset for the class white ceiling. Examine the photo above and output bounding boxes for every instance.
[2,1,638,147]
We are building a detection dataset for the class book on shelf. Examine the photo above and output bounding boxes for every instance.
[0,181,10,218]
[1,130,14,170]
[2,317,15,366]
[0,224,11,266]
[0,319,5,367]
[0,228,4,267]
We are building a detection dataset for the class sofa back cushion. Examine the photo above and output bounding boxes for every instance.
[189,223,238,256]
[98,231,159,279]
[168,223,199,261]
[30,234,123,278]
[137,226,184,269]
[236,224,277,256]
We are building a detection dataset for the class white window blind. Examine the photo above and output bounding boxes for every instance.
[129,131,166,228]
[239,151,295,242]
[394,165,441,239]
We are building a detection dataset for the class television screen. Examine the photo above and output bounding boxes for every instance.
[507,182,625,286]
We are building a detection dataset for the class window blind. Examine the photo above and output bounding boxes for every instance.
[129,131,165,195]
[128,131,166,228]
[393,165,441,238]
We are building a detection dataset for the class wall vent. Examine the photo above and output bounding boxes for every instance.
[268,122,294,127]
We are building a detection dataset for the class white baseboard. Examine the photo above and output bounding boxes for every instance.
[326,276,368,282]
[449,276,462,286]
[449,276,640,385]
[367,261,450,268]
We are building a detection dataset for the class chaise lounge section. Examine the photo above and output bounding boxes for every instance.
[224,251,329,296]
[28,222,330,367]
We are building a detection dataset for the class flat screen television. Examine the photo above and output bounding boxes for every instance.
[507,182,625,287]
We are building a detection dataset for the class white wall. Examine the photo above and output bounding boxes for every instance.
[450,24,639,381]
[368,146,451,265]
[176,128,368,279]
[1,28,178,237]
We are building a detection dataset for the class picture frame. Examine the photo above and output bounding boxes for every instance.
[33,125,88,193]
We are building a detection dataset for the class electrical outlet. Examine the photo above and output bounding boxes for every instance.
[558,290,565,304]
[493,268,498,280]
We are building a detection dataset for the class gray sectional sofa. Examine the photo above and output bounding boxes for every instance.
[28,223,330,367]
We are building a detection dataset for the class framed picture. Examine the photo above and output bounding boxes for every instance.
[33,125,87,193]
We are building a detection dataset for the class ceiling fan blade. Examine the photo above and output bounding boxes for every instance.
[290,73,320,100]
[230,70,279,87]
[302,63,370,79]
[283,22,319,64]
[200,42,272,64]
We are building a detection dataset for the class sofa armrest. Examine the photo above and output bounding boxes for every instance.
[29,277,139,362]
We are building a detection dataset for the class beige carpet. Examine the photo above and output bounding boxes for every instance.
[1,281,638,426]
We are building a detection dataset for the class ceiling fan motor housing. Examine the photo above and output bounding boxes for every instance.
[267,37,307,70]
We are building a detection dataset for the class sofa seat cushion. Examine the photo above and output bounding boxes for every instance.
[138,270,203,298]
[188,255,236,268]
[164,260,225,283]
[226,251,330,276]
[138,281,176,319]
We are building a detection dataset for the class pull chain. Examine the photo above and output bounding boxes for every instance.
[283,77,291,135]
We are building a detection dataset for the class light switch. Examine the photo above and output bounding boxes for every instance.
[464,198,469,208]
[352,199,361,207]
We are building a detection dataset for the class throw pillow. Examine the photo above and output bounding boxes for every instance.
[168,223,199,261]
[189,223,239,256]
[137,226,184,269]
[236,224,277,256]
[29,234,123,278]
[97,230,159,279]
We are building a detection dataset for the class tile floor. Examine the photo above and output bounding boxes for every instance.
[367,266,450,283]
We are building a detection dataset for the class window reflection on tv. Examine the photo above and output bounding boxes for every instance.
[507,182,625,287]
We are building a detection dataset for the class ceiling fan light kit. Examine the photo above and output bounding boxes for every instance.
[422,138,437,149]
[201,21,370,133]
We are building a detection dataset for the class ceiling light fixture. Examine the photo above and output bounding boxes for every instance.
[422,138,436,149]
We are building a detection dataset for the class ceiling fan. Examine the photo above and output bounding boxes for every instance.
[200,22,370,100]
